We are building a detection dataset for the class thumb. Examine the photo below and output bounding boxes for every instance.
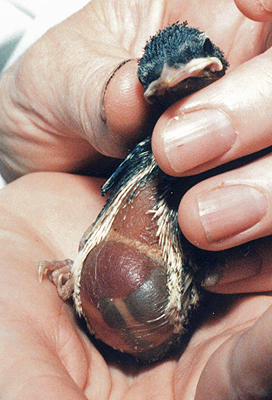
[103,59,154,156]
[0,3,153,180]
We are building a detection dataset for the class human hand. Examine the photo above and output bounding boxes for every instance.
[1,171,272,399]
[2,0,272,290]
[151,0,272,255]
[1,0,272,251]
[0,0,268,184]
[0,0,158,182]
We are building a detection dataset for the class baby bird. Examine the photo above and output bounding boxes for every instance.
[137,21,228,106]
[39,22,228,361]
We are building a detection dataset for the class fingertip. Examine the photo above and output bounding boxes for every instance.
[152,106,184,177]
[178,187,208,249]
[152,102,237,178]
[234,0,272,21]
[151,122,173,176]
[103,59,153,153]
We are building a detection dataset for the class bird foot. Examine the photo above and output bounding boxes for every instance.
[38,259,74,300]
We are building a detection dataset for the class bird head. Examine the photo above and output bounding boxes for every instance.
[137,22,229,106]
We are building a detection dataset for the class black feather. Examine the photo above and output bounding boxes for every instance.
[137,22,229,106]
[137,22,228,90]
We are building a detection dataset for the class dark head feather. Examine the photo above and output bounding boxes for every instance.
[137,22,228,103]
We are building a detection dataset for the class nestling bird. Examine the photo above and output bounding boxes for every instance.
[137,21,228,106]
[39,22,229,361]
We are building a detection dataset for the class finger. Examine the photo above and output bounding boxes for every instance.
[103,60,154,154]
[178,153,272,251]
[195,303,272,400]
[234,0,272,21]
[202,235,272,294]
[152,47,272,177]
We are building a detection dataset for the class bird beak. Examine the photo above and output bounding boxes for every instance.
[144,56,223,102]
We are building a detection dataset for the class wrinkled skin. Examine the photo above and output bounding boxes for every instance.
[1,0,272,254]
[1,0,272,398]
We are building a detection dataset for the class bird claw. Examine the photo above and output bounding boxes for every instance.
[38,259,74,300]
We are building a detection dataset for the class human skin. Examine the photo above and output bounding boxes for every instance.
[1,0,272,258]
[1,0,272,397]
[1,171,272,399]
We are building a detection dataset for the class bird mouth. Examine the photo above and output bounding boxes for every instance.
[144,56,223,102]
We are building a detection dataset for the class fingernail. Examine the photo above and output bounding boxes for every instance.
[198,185,267,243]
[202,244,263,288]
[162,109,236,173]
[259,0,272,12]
